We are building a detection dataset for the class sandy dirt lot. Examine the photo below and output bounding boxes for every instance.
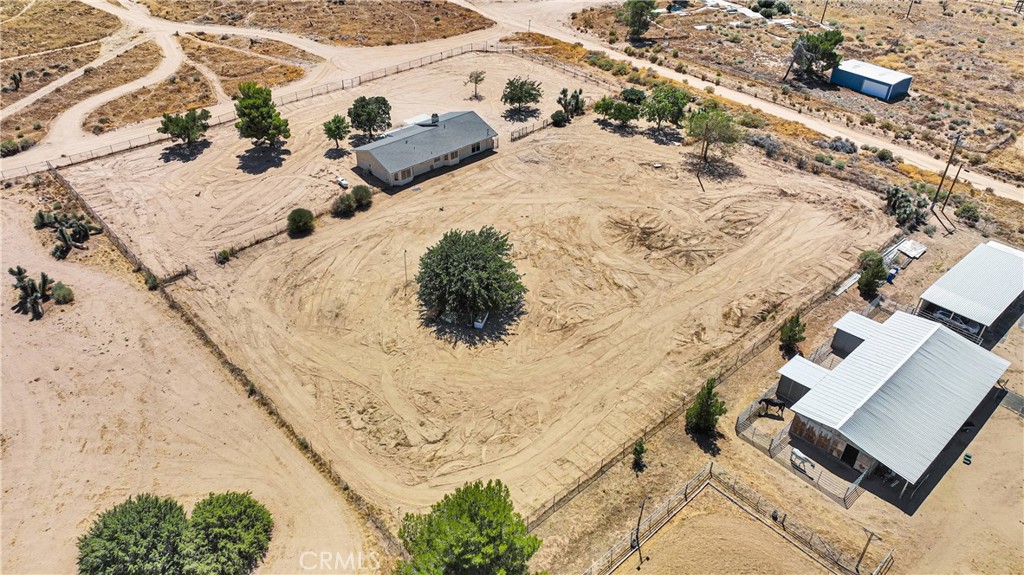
[611,486,827,575]
[63,52,616,278]
[123,98,895,526]
[0,189,370,574]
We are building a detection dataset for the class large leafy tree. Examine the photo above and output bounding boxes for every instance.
[416,226,527,321]
[347,95,392,138]
[77,494,187,575]
[322,114,351,148]
[234,82,290,147]
[784,29,844,80]
[181,492,274,575]
[158,108,212,145]
[642,83,692,129]
[779,313,806,356]
[500,76,543,111]
[594,95,641,127]
[857,250,886,300]
[622,0,657,39]
[398,480,541,575]
[685,378,727,434]
[687,108,743,163]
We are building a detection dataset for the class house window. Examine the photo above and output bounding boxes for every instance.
[443,153,449,160]
[434,156,442,163]
[451,150,458,159]
[400,168,411,179]
[471,142,481,153]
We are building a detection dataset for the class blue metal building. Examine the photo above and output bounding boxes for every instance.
[829,60,913,102]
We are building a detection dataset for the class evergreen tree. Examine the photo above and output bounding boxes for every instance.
[685,378,727,434]
[158,108,212,145]
[780,313,806,355]
[234,82,290,147]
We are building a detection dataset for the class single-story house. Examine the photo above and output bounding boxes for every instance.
[354,111,498,187]
[830,60,913,102]
[783,311,1009,496]
[916,241,1024,342]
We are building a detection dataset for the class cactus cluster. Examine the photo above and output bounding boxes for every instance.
[8,266,58,320]
[34,210,103,260]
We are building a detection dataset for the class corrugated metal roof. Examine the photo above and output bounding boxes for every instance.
[835,59,913,85]
[355,111,497,174]
[833,311,881,342]
[919,241,1024,326]
[792,312,1009,484]
[778,355,830,389]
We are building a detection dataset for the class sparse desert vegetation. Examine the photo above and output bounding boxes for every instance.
[0,43,101,106]
[83,63,218,134]
[178,35,306,97]
[0,0,120,57]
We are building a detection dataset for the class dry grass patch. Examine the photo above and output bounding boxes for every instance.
[188,32,323,66]
[0,0,120,57]
[0,43,101,106]
[138,0,492,46]
[178,36,305,97]
[83,63,218,134]
[1,41,162,150]
[0,0,31,20]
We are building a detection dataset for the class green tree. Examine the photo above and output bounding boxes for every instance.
[632,438,647,475]
[465,70,486,100]
[779,313,806,355]
[322,114,351,148]
[180,492,274,575]
[234,82,290,147]
[158,108,213,145]
[416,226,527,321]
[594,96,641,126]
[685,378,727,434]
[622,0,657,39]
[955,201,981,224]
[351,184,373,210]
[347,95,392,139]
[332,192,356,217]
[287,208,315,236]
[784,29,844,80]
[642,83,692,129]
[501,76,543,111]
[857,250,886,300]
[77,494,187,575]
[397,480,541,575]
[687,108,743,163]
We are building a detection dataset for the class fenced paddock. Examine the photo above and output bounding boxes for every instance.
[583,462,894,575]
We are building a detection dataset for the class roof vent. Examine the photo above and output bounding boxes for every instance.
[431,113,439,124]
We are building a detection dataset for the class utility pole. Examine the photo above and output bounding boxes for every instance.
[932,133,962,207]
[941,164,963,213]
[404,249,408,294]
[820,0,830,24]
[527,19,531,34]
[634,496,651,570]
[905,0,915,19]
[855,528,882,573]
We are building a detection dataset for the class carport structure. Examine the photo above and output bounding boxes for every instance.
[916,241,1024,344]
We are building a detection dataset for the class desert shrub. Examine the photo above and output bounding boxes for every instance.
[351,185,373,210]
[215,249,232,265]
[551,109,569,127]
[834,160,846,170]
[746,133,780,158]
[955,201,981,224]
[878,119,896,131]
[287,208,315,236]
[923,224,937,237]
[860,112,876,125]
[332,193,356,217]
[181,492,273,575]
[0,140,19,157]
[814,153,833,165]
[875,148,894,162]
[884,185,928,230]
[827,136,857,154]
[52,282,74,304]
[145,272,158,291]
[738,112,766,128]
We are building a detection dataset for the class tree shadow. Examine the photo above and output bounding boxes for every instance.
[683,153,744,182]
[159,140,211,163]
[349,133,376,148]
[419,301,526,348]
[465,94,485,102]
[687,428,723,456]
[642,126,684,146]
[324,147,351,160]
[236,145,291,174]
[595,118,637,138]
[286,228,313,239]
[502,106,541,123]
[789,75,840,92]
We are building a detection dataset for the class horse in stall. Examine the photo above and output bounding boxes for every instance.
[759,397,786,417]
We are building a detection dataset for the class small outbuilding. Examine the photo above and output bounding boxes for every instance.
[354,111,498,187]
[829,60,912,102]
[831,311,881,358]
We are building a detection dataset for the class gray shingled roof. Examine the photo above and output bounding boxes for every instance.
[354,111,497,174]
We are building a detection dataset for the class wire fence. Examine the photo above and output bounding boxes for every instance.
[510,119,551,142]
[0,42,531,181]
[582,461,893,575]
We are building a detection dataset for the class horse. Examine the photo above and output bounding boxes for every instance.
[759,397,786,417]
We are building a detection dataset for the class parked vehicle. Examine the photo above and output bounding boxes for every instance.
[935,309,982,335]
[337,177,349,189]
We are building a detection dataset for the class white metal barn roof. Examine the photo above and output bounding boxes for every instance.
[833,311,882,342]
[919,241,1024,326]
[835,59,913,85]
[777,355,830,390]
[792,312,1010,484]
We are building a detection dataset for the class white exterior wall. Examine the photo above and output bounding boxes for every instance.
[361,137,496,187]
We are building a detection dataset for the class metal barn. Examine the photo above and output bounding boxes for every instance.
[830,60,912,102]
